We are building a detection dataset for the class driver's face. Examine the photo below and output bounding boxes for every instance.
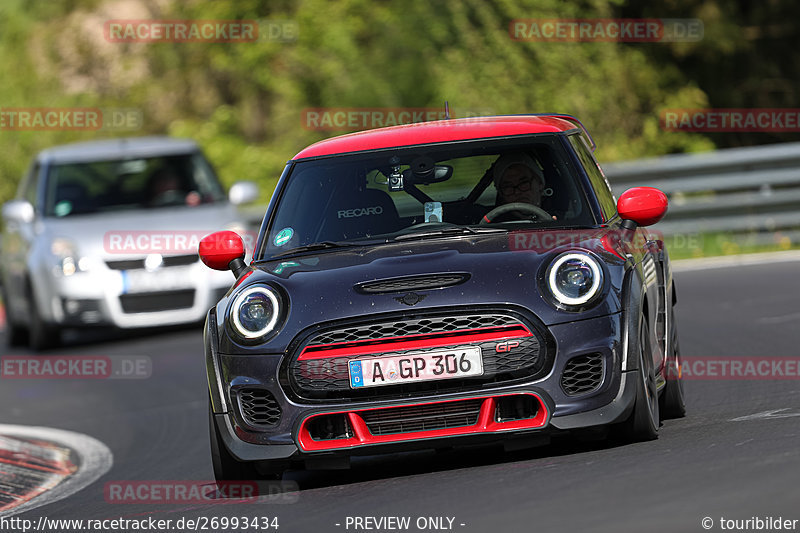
[150,174,180,196]
[497,164,542,205]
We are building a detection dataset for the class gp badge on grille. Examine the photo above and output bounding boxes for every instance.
[495,340,520,352]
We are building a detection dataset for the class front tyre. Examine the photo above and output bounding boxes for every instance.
[660,307,686,419]
[621,317,660,441]
[27,285,59,351]
[1,284,28,347]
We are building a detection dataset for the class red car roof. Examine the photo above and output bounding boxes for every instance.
[292,114,590,159]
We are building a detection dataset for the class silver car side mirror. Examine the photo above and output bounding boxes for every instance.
[2,200,35,224]
[228,181,259,206]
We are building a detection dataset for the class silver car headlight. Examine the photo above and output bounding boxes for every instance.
[546,252,603,306]
[230,285,282,340]
[51,237,89,276]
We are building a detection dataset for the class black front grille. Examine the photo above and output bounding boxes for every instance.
[355,273,470,294]
[361,399,483,436]
[162,254,199,267]
[118,290,195,313]
[238,388,282,427]
[106,258,145,270]
[309,314,519,346]
[561,353,604,395]
[285,311,551,402]
[106,254,198,271]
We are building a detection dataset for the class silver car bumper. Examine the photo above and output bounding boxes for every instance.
[36,257,234,328]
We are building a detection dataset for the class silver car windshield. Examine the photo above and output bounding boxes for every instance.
[43,153,226,217]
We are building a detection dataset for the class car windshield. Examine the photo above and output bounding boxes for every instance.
[43,153,226,217]
[260,135,597,260]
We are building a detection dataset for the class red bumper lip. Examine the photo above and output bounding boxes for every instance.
[296,392,549,452]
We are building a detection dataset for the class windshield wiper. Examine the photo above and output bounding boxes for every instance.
[392,226,506,242]
[273,241,356,257]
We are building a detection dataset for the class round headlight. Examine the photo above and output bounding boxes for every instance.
[547,252,603,306]
[230,285,281,339]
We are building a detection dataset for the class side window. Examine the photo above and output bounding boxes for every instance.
[568,134,617,221]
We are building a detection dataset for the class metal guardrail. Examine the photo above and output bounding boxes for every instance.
[239,142,800,242]
[603,142,800,241]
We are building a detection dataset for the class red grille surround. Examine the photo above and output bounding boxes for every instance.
[296,393,548,452]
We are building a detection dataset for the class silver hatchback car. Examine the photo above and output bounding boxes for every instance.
[1,137,259,350]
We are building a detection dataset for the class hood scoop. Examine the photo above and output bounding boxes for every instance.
[354,273,470,295]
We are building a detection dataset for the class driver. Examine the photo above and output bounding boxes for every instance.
[493,152,545,208]
[146,168,201,207]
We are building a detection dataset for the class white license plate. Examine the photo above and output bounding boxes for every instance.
[121,266,193,294]
[349,347,483,389]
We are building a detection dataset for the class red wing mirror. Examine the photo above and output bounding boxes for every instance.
[617,187,668,227]
[199,231,247,277]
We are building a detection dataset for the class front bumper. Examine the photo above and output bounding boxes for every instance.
[207,310,633,462]
[36,260,233,328]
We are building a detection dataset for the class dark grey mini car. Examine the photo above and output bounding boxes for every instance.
[199,115,685,481]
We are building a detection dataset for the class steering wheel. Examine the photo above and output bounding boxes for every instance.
[480,202,552,224]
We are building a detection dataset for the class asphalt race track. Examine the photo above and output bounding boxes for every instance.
[2,257,800,533]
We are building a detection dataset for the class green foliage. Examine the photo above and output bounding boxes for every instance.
[0,0,779,209]
[666,231,800,260]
